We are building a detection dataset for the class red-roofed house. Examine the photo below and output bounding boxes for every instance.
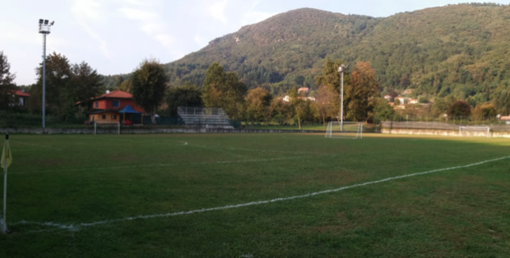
[12,90,30,107]
[298,87,309,94]
[76,90,145,123]
[499,116,510,124]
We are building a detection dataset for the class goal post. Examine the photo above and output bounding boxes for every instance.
[458,126,490,138]
[325,121,363,139]
[94,122,120,135]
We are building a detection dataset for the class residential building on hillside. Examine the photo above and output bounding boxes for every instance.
[499,116,510,124]
[282,95,315,102]
[395,97,406,105]
[298,87,309,94]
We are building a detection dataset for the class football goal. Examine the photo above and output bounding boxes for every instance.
[458,126,491,138]
[325,121,363,139]
[94,122,120,135]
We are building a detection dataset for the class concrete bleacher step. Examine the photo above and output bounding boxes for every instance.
[177,107,232,127]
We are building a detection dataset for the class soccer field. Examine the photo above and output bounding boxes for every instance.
[1,133,510,257]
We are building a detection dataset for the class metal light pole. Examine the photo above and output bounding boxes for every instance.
[38,19,54,130]
[338,64,346,131]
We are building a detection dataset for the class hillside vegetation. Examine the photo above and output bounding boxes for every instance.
[104,3,510,109]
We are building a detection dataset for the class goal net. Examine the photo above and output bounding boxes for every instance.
[459,126,490,138]
[325,121,363,139]
[94,122,120,135]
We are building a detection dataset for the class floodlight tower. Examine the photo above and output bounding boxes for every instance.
[38,19,54,130]
[338,64,346,131]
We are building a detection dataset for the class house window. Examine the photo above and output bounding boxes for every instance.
[102,115,106,120]
[112,100,120,108]
[95,101,98,108]
[112,114,117,119]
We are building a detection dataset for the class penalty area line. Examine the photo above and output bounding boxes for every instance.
[15,155,510,232]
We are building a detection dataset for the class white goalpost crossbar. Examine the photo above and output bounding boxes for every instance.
[325,121,363,139]
[94,122,120,135]
[458,126,490,138]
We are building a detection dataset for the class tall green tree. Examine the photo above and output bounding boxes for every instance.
[117,79,132,92]
[114,76,124,89]
[313,84,338,126]
[131,59,168,124]
[315,59,347,93]
[202,62,247,120]
[492,87,510,115]
[345,61,379,121]
[244,87,272,121]
[202,63,225,108]
[29,52,73,120]
[372,98,396,122]
[447,100,471,118]
[289,87,309,129]
[0,51,17,111]
[164,83,202,116]
[71,61,103,105]
[473,102,497,120]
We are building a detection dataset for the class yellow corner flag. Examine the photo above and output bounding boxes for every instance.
[1,134,12,169]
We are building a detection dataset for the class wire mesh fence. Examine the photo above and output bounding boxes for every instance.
[377,115,510,133]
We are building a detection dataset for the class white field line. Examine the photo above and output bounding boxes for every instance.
[186,143,331,156]
[14,155,510,232]
[223,147,333,156]
[12,156,306,175]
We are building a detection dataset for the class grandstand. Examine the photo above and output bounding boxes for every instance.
[177,107,234,129]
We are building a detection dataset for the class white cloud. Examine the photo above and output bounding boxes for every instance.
[118,4,182,58]
[194,34,207,46]
[155,34,175,47]
[72,0,104,21]
[119,8,156,21]
[72,0,113,59]
[0,29,40,46]
[241,10,276,25]
[208,0,229,24]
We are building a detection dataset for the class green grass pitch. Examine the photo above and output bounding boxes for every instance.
[1,133,510,257]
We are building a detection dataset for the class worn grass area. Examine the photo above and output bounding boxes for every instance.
[1,133,510,257]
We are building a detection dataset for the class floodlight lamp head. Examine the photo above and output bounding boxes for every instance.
[39,19,43,24]
[50,21,54,26]
[44,20,49,25]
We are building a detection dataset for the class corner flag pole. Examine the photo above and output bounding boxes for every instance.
[1,133,12,234]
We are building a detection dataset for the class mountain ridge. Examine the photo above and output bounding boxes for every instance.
[104,3,510,109]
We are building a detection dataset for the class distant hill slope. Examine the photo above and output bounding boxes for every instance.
[105,3,510,105]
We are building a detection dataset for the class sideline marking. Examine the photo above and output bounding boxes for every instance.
[13,155,510,232]
[13,156,305,175]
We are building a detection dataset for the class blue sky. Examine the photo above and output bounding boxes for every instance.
[1,0,508,85]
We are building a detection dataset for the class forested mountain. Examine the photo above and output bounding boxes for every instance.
[106,3,510,106]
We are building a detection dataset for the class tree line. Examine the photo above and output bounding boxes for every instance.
[2,49,495,127]
[160,59,383,128]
